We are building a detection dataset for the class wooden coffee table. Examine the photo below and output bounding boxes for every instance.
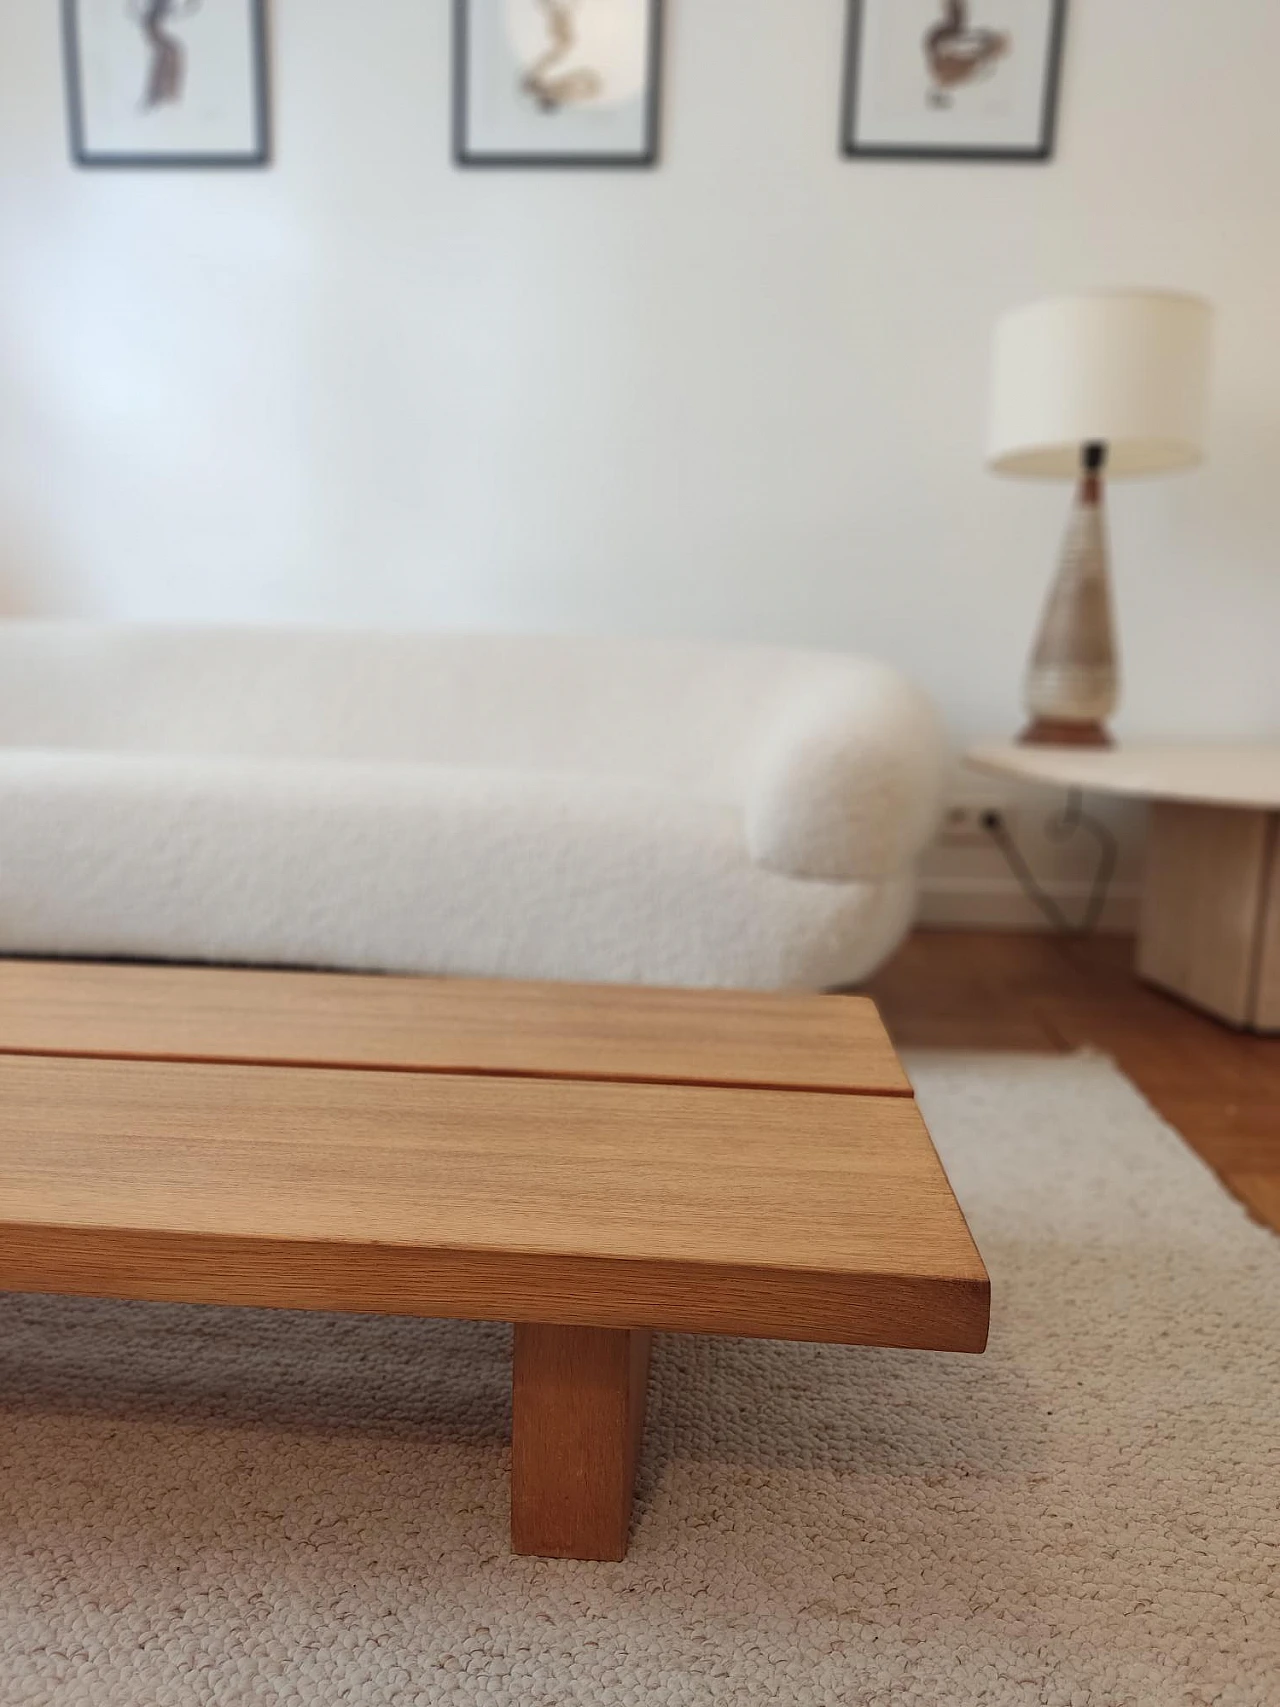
[0,959,989,1561]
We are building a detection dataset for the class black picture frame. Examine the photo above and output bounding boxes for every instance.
[841,0,1067,164]
[453,0,664,170]
[62,0,271,169]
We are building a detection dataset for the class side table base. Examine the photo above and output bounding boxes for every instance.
[1138,801,1280,1032]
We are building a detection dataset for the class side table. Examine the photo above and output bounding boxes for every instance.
[967,744,1280,1033]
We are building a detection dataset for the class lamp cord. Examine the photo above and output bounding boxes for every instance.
[980,789,1119,935]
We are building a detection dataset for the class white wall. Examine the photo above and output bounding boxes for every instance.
[1,0,1278,919]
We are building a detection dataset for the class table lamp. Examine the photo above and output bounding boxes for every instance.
[987,289,1212,747]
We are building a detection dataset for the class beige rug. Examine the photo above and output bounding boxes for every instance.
[2,1054,1278,1705]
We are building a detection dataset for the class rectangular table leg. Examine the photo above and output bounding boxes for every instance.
[510,1323,652,1560]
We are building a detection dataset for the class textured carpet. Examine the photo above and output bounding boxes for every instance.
[2,1053,1278,1705]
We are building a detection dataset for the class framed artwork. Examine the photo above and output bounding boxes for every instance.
[842,0,1067,163]
[62,0,270,168]
[454,0,663,169]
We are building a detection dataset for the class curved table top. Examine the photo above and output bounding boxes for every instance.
[967,743,1280,811]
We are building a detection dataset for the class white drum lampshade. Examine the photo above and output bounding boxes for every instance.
[986,290,1212,746]
[989,291,1211,479]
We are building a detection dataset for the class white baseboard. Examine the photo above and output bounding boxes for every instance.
[919,877,1140,934]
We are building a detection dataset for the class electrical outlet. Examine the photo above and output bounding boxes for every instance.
[938,802,1010,847]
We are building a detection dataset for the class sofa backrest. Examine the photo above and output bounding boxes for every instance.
[0,622,907,798]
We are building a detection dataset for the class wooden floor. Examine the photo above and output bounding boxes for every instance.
[866,930,1280,1237]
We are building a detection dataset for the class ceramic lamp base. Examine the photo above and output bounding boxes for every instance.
[1018,716,1114,749]
[1021,446,1120,745]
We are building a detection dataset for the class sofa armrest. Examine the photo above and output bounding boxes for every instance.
[743,664,946,882]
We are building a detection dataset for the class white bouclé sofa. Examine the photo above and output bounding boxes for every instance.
[0,624,945,989]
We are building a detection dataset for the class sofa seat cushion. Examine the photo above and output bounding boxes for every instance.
[0,750,913,989]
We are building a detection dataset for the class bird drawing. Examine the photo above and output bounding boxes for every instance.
[520,0,603,112]
[923,0,1010,107]
[128,0,202,111]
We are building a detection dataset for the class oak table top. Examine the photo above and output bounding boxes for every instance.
[0,957,912,1096]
